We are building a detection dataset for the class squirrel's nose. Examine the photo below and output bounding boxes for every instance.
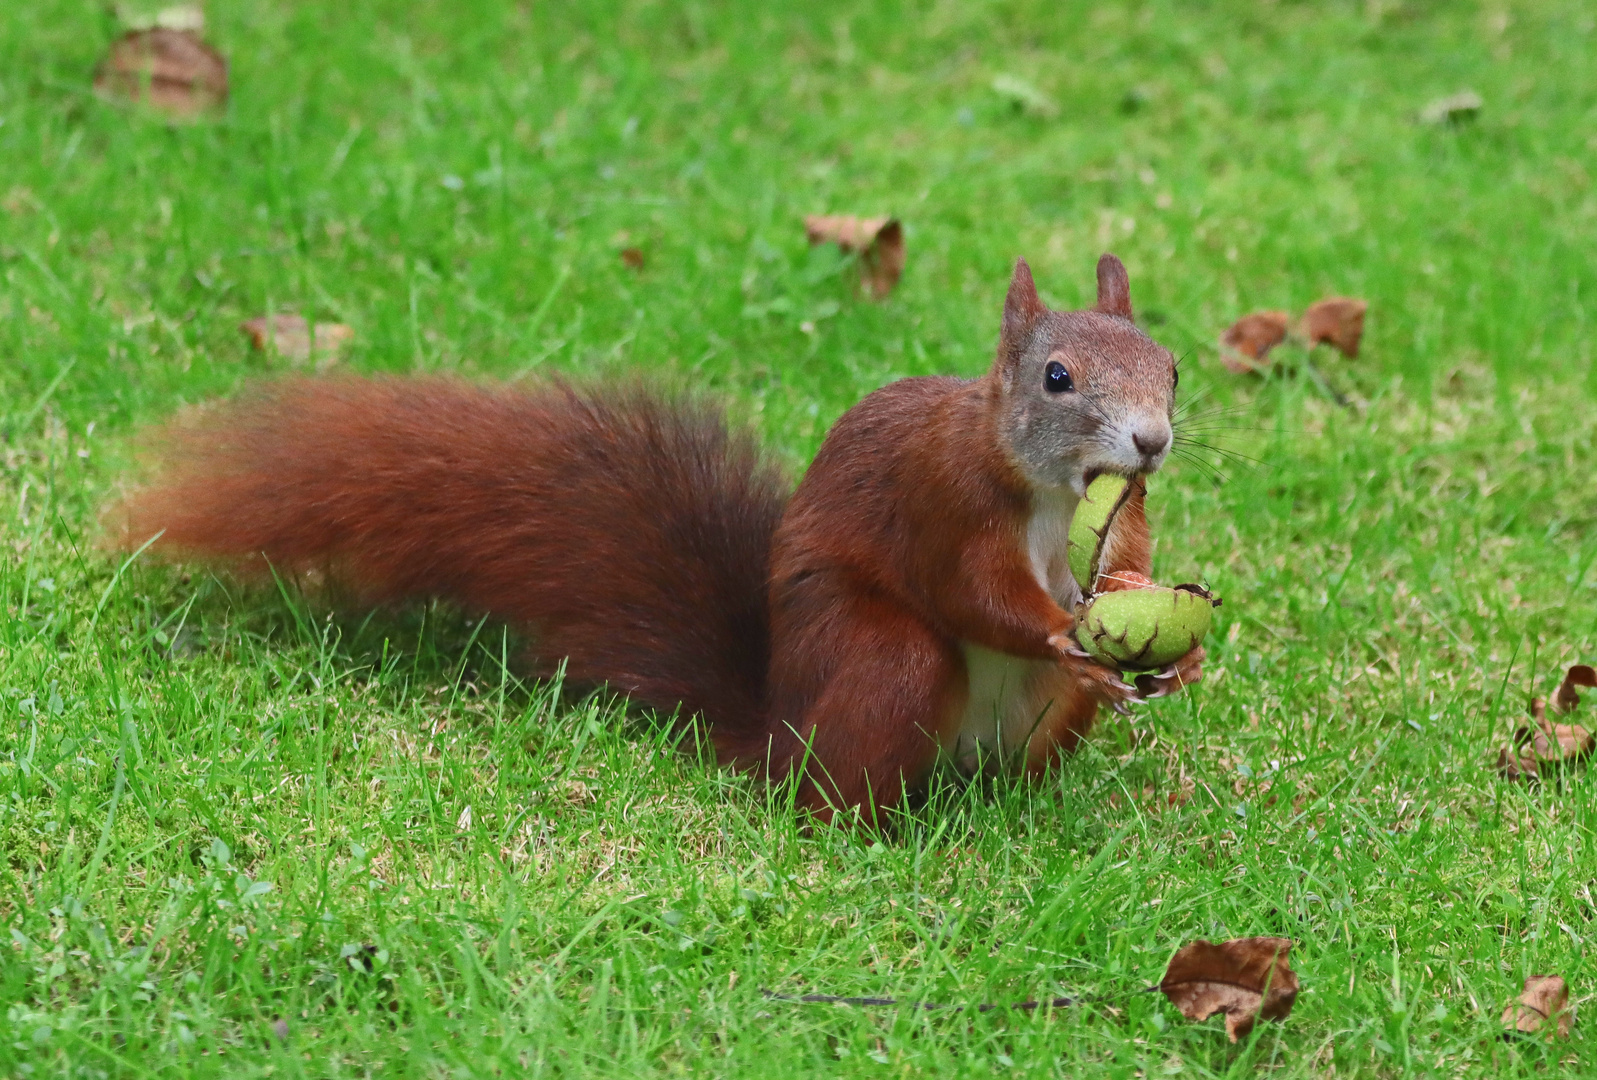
[1132,428,1170,459]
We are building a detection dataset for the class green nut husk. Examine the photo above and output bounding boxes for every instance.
[1067,473,1134,592]
[1077,584,1217,670]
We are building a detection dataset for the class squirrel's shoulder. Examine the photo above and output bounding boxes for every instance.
[853,374,974,408]
[794,373,1001,504]
[821,375,978,444]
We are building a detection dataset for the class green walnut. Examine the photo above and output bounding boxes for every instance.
[1067,473,1135,592]
[1077,584,1217,670]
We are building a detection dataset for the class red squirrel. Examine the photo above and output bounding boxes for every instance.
[112,254,1202,823]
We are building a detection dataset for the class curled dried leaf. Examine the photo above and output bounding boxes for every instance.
[1501,975,1572,1038]
[1218,311,1290,374]
[619,247,645,271]
[240,315,354,369]
[804,215,904,299]
[94,28,227,119]
[1552,664,1597,715]
[1300,297,1367,359]
[1159,937,1299,1042]
[1496,696,1593,781]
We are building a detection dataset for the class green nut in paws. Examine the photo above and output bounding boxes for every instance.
[1067,473,1134,592]
[1077,584,1217,670]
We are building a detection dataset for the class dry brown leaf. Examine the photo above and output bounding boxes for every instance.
[620,247,645,271]
[240,315,354,369]
[1300,297,1367,358]
[95,28,228,119]
[1218,311,1290,374]
[1497,666,1596,780]
[1158,937,1299,1042]
[1501,975,1572,1038]
[804,215,904,299]
[1551,664,1597,714]
[1496,704,1593,781]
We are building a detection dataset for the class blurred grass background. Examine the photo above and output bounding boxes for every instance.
[1,1,1595,1076]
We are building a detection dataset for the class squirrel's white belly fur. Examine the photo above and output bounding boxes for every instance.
[952,486,1082,775]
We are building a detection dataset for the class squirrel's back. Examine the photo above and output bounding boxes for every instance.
[111,377,787,733]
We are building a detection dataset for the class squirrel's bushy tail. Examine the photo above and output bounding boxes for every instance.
[111,377,787,734]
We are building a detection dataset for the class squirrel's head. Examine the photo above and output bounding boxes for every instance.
[989,254,1178,494]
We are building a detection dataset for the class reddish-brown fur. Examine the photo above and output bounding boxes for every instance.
[111,256,1191,825]
[112,380,786,729]
[745,383,1155,817]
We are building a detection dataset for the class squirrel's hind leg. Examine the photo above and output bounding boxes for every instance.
[762,579,965,826]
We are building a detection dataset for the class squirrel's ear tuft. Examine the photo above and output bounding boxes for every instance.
[1094,253,1134,320]
[1002,258,1045,342]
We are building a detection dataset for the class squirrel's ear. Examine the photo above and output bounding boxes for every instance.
[1002,258,1045,344]
[1094,253,1134,320]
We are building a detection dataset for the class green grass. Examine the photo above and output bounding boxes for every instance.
[2,0,1596,1075]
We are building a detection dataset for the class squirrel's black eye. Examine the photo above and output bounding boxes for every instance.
[1173,366,1180,389]
[1043,360,1074,394]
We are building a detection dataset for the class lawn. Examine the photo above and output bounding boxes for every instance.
[2,0,1596,1075]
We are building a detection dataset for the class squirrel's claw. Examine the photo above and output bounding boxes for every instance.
[1134,645,1205,699]
[1050,631,1149,710]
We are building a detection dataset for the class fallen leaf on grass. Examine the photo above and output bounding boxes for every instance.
[620,247,645,270]
[240,314,354,369]
[1218,311,1290,373]
[1551,664,1597,714]
[991,74,1059,118]
[1219,297,1369,375]
[1497,665,1596,780]
[1495,723,1592,780]
[1501,975,1572,1038]
[1300,297,1367,358]
[1420,90,1483,126]
[1158,936,1299,1042]
[804,215,904,299]
[94,27,228,119]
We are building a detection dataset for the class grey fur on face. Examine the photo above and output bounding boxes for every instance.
[990,256,1177,493]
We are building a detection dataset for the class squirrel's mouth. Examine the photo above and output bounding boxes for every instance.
[1082,467,1136,487]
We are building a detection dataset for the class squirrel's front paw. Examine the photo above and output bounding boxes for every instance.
[1134,644,1205,699]
[1047,631,1142,714]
